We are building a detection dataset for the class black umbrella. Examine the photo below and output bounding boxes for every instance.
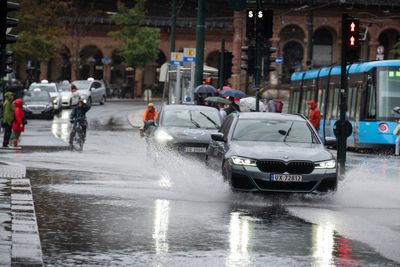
[194,84,217,94]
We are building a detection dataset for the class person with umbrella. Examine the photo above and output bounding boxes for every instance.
[225,96,241,115]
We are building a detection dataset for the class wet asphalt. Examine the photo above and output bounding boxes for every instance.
[1,102,400,266]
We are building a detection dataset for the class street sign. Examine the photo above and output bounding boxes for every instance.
[171,52,184,65]
[183,48,196,62]
[102,56,111,65]
[275,57,284,64]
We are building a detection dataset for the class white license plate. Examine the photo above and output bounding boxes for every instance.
[271,174,303,182]
[184,147,206,153]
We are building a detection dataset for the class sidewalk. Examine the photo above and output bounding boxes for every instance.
[0,161,43,267]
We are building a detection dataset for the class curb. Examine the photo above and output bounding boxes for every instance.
[0,161,44,267]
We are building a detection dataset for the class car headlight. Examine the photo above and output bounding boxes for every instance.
[231,156,257,166]
[53,99,57,104]
[315,159,336,169]
[155,130,173,142]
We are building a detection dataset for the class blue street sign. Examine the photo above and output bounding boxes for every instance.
[275,57,284,64]
[102,56,111,65]
[171,52,184,65]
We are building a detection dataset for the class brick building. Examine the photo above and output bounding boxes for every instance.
[16,0,400,98]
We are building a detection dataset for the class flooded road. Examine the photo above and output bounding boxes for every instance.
[3,102,400,266]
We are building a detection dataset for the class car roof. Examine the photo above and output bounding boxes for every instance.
[236,112,306,122]
[162,104,219,112]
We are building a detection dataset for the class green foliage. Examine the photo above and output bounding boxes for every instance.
[12,0,70,62]
[393,42,400,58]
[109,0,160,68]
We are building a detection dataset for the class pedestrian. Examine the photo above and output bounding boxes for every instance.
[225,96,240,115]
[10,98,25,148]
[393,119,400,156]
[265,94,276,112]
[307,100,321,131]
[218,103,227,120]
[2,92,15,148]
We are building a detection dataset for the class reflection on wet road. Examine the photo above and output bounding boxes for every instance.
[4,103,400,266]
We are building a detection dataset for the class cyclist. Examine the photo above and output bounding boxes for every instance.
[69,96,91,144]
[140,102,158,136]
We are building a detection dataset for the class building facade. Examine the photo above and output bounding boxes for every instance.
[15,1,400,98]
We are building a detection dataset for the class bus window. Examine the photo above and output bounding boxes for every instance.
[366,80,376,119]
[347,86,354,119]
[332,87,340,119]
[377,69,400,118]
[327,83,335,119]
[317,88,326,117]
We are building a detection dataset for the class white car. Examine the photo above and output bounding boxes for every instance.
[28,81,62,113]
[72,78,106,105]
[58,81,80,108]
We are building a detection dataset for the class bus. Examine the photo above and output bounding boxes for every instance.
[289,60,400,149]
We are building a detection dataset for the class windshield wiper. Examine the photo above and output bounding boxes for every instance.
[283,122,294,142]
[189,111,201,128]
[200,112,219,129]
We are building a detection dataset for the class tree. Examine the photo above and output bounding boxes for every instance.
[108,0,160,69]
[12,0,71,62]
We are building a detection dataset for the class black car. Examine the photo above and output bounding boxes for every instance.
[149,104,222,156]
[23,89,55,120]
[206,112,338,193]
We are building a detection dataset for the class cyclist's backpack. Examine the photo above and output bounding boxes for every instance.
[274,100,284,113]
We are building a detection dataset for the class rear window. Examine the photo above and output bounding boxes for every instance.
[24,92,50,102]
[29,84,57,92]
[232,119,316,143]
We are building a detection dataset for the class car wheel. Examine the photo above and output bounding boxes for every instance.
[100,95,105,105]
[222,160,229,182]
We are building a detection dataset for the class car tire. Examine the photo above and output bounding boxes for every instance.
[100,95,106,105]
[222,160,229,182]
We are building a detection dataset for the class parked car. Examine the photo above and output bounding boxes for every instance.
[58,80,80,108]
[206,112,338,193]
[72,78,106,105]
[28,80,62,113]
[149,104,222,156]
[23,89,55,120]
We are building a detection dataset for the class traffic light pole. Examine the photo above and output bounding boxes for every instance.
[338,13,349,175]
[255,36,262,112]
[219,39,225,89]
[194,0,205,87]
[169,0,176,53]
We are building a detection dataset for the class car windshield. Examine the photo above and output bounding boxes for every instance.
[23,92,50,102]
[59,82,70,92]
[162,109,221,129]
[232,119,316,143]
[73,81,91,90]
[29,84,57,93]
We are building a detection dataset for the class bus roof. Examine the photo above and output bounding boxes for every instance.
[290,60,400,81]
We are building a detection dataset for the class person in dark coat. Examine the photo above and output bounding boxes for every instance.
[225,96,240,115]
[2,92,15,147]
[70,97,91,142]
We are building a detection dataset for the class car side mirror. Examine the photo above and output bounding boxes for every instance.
[324,136,337,147]
[211,133,225,142]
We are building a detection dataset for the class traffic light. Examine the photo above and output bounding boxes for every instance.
[256,10,274,39]
[223,51,233,80]
[344,15,360,63]
[1,1,20,49]
[263,45,277,79]
[241,45,256,76]
[1,1,19,77]
[246,9,256,39]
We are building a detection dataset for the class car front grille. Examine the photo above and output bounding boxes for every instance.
[256,160,315,174]
[254,179,317,192]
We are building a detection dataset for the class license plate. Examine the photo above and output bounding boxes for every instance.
[184,147,206,153]
[270,174,303,182]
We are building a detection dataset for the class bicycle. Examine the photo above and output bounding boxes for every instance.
[69,119,87,151]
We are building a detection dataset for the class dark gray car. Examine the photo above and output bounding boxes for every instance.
[206,112,338,193]
[150,105,222,156]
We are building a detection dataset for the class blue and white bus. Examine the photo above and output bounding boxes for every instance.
[289,60,400,149]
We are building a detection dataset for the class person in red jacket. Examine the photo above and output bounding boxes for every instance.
[307,100,321,131]
[11,98,25,148]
